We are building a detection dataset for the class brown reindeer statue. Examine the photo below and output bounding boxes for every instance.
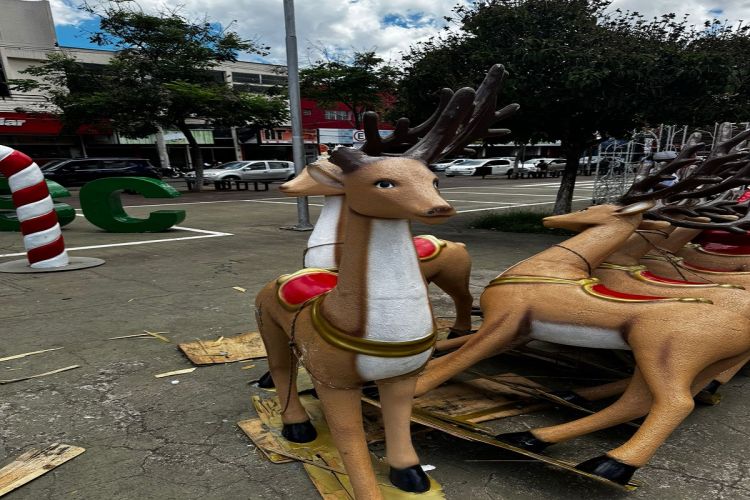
[278,166,475,333]
[253,83,498,498]
[414,201,750,485]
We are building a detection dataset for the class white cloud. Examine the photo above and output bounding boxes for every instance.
[48,0,92,25]
[49,0,750,65]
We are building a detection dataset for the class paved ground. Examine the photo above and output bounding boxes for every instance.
[0,174,747,499]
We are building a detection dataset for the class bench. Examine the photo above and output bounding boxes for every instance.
[186,179,271,191]
[234,180,271,191]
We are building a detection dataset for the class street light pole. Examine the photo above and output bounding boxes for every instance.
[282,0,313,231]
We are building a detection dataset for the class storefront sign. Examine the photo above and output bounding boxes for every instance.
[0,113,63,135]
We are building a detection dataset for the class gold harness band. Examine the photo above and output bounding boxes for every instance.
[642,254,750,275]
[598,262,743,289]
[486,275,712,304]
[310,296,437,357]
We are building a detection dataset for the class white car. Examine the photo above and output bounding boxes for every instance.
[445,158,514,177]
[185,160,295,185]
[429,159,467,172]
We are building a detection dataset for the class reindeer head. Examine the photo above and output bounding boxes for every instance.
[279,160,344,197]
[307,148,455,224]
[543,202,656,233]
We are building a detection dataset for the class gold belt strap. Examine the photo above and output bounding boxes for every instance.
[598,262,648,272]
[487,275,598,287]
[310,296,436,358]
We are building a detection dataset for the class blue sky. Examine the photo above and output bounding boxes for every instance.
[49,0,750,65]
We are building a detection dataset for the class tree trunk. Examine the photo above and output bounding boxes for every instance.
[179,123,204,192]
[552,141,586,214]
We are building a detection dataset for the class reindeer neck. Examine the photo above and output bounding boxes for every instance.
[322,208,432,341]
[608,231,666,265]
[659,227,702,253]
[304,195,345,269]
[508,220,636,279]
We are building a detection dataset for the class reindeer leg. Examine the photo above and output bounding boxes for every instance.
[314,382,383,500]
[498,370,652,455]
[429,253,474,333]
[377,376,430,493]
[415,311,524,396]
[696,352,750,403]
[257,314,316,443]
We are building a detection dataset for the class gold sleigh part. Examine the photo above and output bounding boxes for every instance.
[486,275,713,304]
[598,262,743,289]
[310,295,437,357]
[642,254,750,275]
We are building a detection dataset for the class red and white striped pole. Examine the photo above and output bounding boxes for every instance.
[0,146,69,268]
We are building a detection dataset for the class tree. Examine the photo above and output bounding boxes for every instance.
[396,0,749,213]
[299,51,399,130]
[12,2,289,191]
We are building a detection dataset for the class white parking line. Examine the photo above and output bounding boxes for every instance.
[456,197,590,214]
[446,199,518,205]
[441,191,559,197]
[0,226,233,258]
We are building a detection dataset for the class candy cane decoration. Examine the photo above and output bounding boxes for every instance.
[0,146,69,268]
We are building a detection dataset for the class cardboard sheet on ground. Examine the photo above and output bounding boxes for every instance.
[178,332,267,365]
[0,443,84,497]
[239,396,444,499]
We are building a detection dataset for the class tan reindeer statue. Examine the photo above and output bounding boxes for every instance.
[414,200,750,486]
[253,82,499,498]
[278,166,475,333]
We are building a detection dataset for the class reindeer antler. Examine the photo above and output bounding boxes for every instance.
[358,64,519,163]
[359,88,454,156]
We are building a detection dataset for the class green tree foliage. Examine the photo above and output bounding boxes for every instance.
[397,0,750,213]
[300,51,399,129]
[12,2,289,191]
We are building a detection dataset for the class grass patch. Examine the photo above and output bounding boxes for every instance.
[470,211,574,235]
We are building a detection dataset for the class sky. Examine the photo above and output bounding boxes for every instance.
[49,0,750,65]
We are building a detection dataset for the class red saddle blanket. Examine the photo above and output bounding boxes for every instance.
[277,269,338,309]
[698,242,750,256]
[695,230,750,247]
[639,270,708,285]
[588,283,669,301]
[413,235,445,261]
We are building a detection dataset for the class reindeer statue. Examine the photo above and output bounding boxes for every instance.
[253,81,506,498]
[413,196,750,485]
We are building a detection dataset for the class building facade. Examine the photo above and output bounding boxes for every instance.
[0,0,392,168]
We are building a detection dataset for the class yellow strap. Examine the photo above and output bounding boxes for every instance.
[310,296,436,358]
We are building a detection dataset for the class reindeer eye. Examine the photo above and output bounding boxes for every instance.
[433,179,439,189]
[375,180,396,189]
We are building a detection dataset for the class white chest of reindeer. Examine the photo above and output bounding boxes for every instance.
[305,195,343,269]
[356,219,434,380]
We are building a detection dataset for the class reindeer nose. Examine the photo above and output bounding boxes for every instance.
[426,205,455,216]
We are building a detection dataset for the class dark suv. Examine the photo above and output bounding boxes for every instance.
[42,158,161,186]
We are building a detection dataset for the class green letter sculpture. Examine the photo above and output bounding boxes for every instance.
[80,177,186,232]
[0,178,76,231]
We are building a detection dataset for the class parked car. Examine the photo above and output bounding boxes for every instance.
[445,158,514,177]
[546,158,567,176]
[429,159,466,172]
[185,160,295,185]
[42,158,161,186]
[520,158,561,178]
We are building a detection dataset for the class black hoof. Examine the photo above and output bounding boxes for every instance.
[575,455,638,485]
[281,421,317,443]
[494,431,552,453]
[389,464,430,493]
[702,379,721,395]
[550,390,591,408]
[257,371,275,389]
[362,385,380,399]
[446,328,476,339]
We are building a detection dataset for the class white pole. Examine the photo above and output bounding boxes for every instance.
[282,0,313,231]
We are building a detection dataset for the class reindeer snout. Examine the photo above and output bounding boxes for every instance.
[425,205,456,217]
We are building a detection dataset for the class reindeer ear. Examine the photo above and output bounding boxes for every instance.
[307,160,344,190]
[616,200,656,215]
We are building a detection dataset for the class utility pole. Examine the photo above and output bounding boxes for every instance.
[281,0,313,231]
